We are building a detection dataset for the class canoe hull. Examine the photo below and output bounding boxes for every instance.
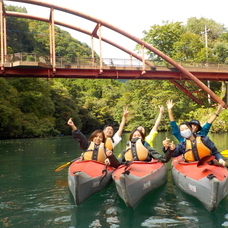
[172,156,228,211]
[112,161,167,208]
[68,160,114,205]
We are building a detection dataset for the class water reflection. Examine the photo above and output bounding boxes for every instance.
[68,163,228,228]
[69,176,228,228]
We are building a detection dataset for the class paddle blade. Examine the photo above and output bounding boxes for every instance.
[55,162,71,172]
[221,150,228,157]
[197,155,215,168]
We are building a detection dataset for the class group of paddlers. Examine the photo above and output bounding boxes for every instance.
[67,99,226,168]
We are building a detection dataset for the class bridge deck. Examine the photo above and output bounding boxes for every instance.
[1,61,228,81]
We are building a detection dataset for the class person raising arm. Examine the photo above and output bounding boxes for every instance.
[166,100,224,143]
[166,99,183,142]
[163,121,226,166]
[67,118,120,168]
[145,105,165,147]
[103,107,129,149]
[190,104,224,136]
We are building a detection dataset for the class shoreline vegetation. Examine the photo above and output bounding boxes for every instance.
[1,6,228,139]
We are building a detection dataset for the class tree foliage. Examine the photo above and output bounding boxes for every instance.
[141,17,228,64]
[0,6,228,139]
[142,21,183,61]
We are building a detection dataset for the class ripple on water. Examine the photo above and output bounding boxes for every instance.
[141,217,182,227]
[222,221,228,227]
[0,202,10,209]
[225,213,228,219]
[141,215,200,227]
[23,204,74,213]
[53,215,71,223]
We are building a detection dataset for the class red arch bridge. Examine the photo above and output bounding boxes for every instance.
[1,0,228,107]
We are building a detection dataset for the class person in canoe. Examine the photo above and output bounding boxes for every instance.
[103,107,129,151]
[67,118,120,168]
[119,128,174,163]
[166,99,224,143]
[163,121,226,166]
[137,105,164,147]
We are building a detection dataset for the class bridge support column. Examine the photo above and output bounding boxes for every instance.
[91,36,95,66]
[225,83,228,105]
[0,0,7,70]
[92,23,103,73]
[98,23,103,73]
[141,45,145,74]
[49,7,56,73]
[221,82,228,105]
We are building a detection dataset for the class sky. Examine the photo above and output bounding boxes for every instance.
[4,0,228,59]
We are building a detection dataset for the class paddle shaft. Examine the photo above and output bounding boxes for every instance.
[55,157,80,172]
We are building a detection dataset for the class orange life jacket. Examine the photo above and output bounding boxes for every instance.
[124,138,149,161]
[83,142,106,163]
[184,136,211,162]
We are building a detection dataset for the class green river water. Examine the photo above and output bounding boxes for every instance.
[1,132,228,228]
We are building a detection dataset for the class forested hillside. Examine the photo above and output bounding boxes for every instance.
[1,5,228,139]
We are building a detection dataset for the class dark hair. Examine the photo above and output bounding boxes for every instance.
[179,121,192,130]
[129,128,145,140]
[103,125,114,131]
[88,129,105,143]
[189,119,202,132]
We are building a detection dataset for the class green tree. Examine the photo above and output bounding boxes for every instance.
[6,6,36,53]
[186,17,225,40]
[50,80,81,135]
[173,32,204,61]
[142,21,183,62]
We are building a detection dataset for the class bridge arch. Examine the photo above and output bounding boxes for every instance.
[1,0,226,107]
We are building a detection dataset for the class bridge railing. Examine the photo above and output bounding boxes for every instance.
[6,53,49,64]
[55,56,149,69]
[5,53,151,69]
[2,53,228,71]
[176,61,228,69]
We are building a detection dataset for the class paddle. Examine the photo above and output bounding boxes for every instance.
[197,155,226,168]
[221,150,228,157]
[55,157,79,172]
[197,155,215,168]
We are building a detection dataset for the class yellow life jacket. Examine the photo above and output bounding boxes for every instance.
[83,142,107,163]
[105,137,113,151]
[124,138,149,161]
[184,136,211,162]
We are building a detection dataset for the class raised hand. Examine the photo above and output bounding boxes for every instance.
[159,105,165,113]
[166,99,175,110]
[163,137,171,148]
[169,141,176,150]
[67,118,77,131]
[67,118,74,126]
[163,137,175,150]
[123,107,129,117]
[216,104,224,115]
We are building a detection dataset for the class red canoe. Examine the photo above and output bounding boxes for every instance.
[112,160,167,208]
[68,159,115,205]
[172,155,228,211]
